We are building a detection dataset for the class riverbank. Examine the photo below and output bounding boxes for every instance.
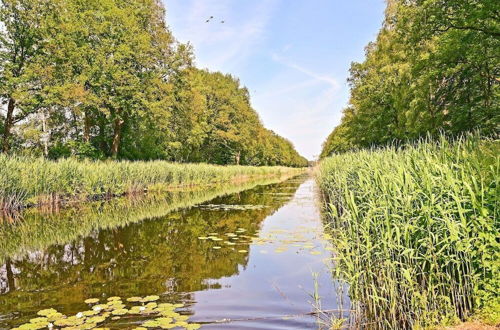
[0,155,305,211]
[316,135,499,328]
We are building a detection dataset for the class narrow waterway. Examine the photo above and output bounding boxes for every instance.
[0,175,348,329]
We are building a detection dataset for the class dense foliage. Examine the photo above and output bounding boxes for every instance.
[0,0,307,167]
[317,135,499,328]
[321,0,499,158]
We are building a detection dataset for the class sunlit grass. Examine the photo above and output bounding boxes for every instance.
[0,155,305,210]
[316,134,499,328]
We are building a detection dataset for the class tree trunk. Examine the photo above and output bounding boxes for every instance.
[2,98,15,153]
[5,257,15,293]
[235,151,240,165]
[41,110,49,157]
[83,110,91,143]
[111,117,123,158]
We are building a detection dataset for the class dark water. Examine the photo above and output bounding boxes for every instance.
[0,175,348,329]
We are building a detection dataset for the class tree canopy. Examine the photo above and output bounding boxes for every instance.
[321,0,499,158]
[0,0,308,167]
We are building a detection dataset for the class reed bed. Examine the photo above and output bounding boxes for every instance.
[316,135,499,328]
[0,155,304,210]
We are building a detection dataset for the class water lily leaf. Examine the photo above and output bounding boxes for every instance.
[86,316,106,324]
[186,324,202,330]
[107,296,121,302]
[82,310,99,316]
[142,295,160,302]
[238,250,247,253]
[128,306,142,314]
[111,308,128,315]
[156,317,173,325]
[142,320,160,328]
[126,296,143,302]
[29,317,47,324]
[212,246,221,249]
[37,309,58,317]
[197,236,208,240]
[92,304,107,312]
[173,303,184,308]
[84,298,100,304]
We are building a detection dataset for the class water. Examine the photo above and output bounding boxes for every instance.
[0,175,348,329]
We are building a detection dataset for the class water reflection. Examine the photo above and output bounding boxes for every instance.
[0,175,307,328]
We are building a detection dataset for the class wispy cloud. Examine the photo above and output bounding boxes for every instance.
[271,53,340,90]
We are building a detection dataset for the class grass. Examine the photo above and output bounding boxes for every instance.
[0,155,305,210]
[316,134,499,329]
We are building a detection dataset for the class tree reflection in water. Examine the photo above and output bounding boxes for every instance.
[0,175,305,328]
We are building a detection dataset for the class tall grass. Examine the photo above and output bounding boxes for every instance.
[0,155,305,210]
[316,135,499,328]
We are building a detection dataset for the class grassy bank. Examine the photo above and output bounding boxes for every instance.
[0,155,305,210]
[316,135,499,328]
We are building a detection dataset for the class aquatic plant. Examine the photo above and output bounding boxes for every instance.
[0,155,305,210]
[316,135,499,328]
[11,295,201,329]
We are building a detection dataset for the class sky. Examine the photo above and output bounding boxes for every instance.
[164,0,386,160]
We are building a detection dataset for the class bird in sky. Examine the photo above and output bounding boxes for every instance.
[220,20,225,23]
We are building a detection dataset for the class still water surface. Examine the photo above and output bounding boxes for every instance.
[0,175,347,329]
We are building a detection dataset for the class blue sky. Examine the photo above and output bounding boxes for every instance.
[164,0,386,160]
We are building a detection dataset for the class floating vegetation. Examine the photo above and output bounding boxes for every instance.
[198,204,268,211]
[12,296,201,330]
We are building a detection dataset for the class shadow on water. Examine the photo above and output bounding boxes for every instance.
[0,174,333,328]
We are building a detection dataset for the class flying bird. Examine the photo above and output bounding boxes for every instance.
[205,16,214,23]
[220,20,225,23]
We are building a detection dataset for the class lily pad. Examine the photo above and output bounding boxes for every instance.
[126,296,143,302]
[84,298,100,304]
[111,308,128,315]
[106,296,121,302]
[37,309,58,317]
[142,295,160,302]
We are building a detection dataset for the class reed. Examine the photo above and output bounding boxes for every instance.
[316,134,499,328]
[0,155,305,210]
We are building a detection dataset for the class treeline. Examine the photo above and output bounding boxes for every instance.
[321,0,499,158]
[0,0,308,167]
